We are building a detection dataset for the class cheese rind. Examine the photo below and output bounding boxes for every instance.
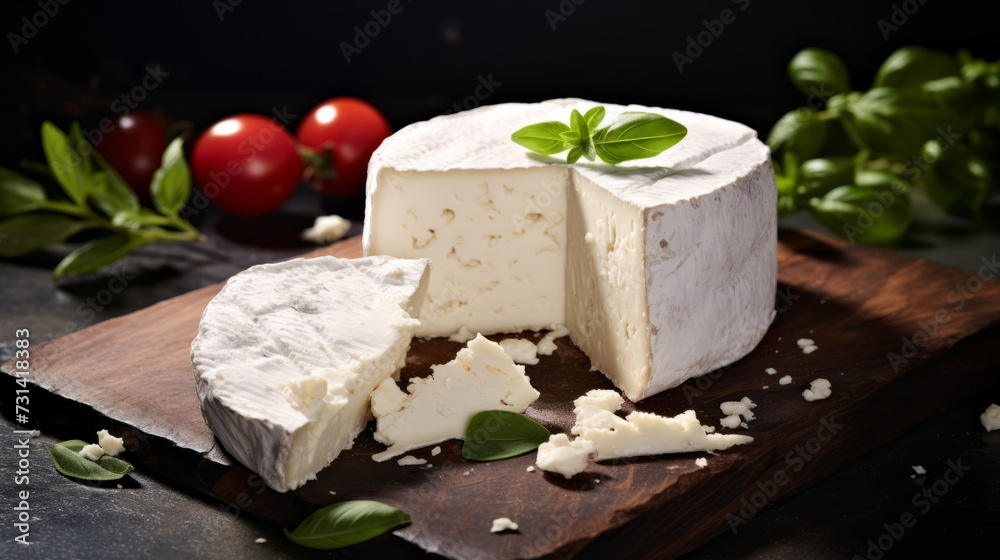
[192,256,430,492]
[370,334,540,461]
[365,99,777,401]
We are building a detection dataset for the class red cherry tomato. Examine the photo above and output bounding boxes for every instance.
[95,111,170,200]
[296,97,392,198]
[191,114,303,217]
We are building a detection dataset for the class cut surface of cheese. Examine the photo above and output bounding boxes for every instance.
[370,334,540,461]
[535,433,594,479]
[365,98,777,401]
[571,389,753,460]
[192,256,430,492]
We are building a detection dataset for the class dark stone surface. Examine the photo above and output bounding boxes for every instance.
[0,188,997,559]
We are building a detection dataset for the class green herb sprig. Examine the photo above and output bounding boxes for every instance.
[462,410,551,461]
[47,440,134,481]
[769,46,999,244]
[0,122,205,279]
[284,500,411,549]
[512,106,687,164]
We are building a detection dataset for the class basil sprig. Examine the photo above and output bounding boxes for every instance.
[462,410,551,461]
[47,440,134,481]
[769,46,1000,245]
[0,122,205,279]
[283,500,411,550]
[512,106,687,164]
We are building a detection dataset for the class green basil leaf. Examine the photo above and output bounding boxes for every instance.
[773,151,800,198]
[566,146,583,164]
[796,157,854,199]
[0,168,47,215]
[511,121,573,155]
[48,439,134,481]
[570,109,590,140]
[788,48,850,96]
[766,108,828,160]
[462,410,551,461]
[92,150,140,214]
[41,122,87,204]
[809,184,912,245]
[844,87,945,154]
[68,122,94,178]
[0,214,89,256]
[150,138,192,217]
[283,501,410,550]
[922,76,981,131]
[89,171,141,217]
[873,46,960,89]
[583,106,606,131]
[559,130,582,144]
[53,234,145,279]
[593,112,687,164]
[917,139,991,216]
[854,169,900,189]
[111,208,174,230]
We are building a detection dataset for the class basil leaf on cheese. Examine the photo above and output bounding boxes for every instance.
[283,500,411,550]
[593,112,688,164]
[462,410,551,461]
[510,121,573,155]
[47,439,134,481]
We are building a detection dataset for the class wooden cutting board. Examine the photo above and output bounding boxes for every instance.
[3,229,999,559]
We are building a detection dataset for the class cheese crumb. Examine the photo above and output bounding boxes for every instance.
[301,215,351,244]
[779,375,792,385]
[255,538,267,544]
[431,446,442,456]
[720,397,756,421]
[499,338,540,365]
[536,325,569,356]
[397,455,427,466]
[765,368,777,375]
[802,378,832,401]
[695,457,708,468]
[448,326,476,343]
[720,414,741,429]
[912,465,926,475]
[97,429,125,457]
[79,444,105,462]
[797,338,814,348]
[29,430,41,438]
[981,403,1000,431]
[762,385,769,390]
[802,345,819,354]
[526,466,535,472]
[536,433,593,479]
[491,517,518,533]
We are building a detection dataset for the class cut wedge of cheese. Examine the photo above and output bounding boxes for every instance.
[192,256,430,492]
[370,334,540,461]
[364,98,777,401]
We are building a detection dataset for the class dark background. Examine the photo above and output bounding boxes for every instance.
[2,0,998,215]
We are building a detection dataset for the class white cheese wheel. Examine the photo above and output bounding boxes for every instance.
[364,98,777,401]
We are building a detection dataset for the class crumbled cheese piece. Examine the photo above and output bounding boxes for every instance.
[779,375,792,385]
[79,444,105,462]
[536,433,594,479]
[255,538,267,544]
[536,325,569,356]
[695,457,708,468]
[981,404,1000,431]
[912,465,926,475]
[448,326,476,343]
[740,421,749,429]
[499,338,540,365]
[720,415,741,429]
[802,378,832,401]
[720,397,756,421]
[397,455,427,466]
[29,430,41,438]
[301,215,351,244]
[765,368,777,375]
[431,446,442,456]
[526,466,535,472]
[371,334,540,461]
[796,338,814,348]
[762,385,769,390]
[571,390,752,459]
[802,344,819,354]
[491,517,519,533]
[97,429,125,457]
